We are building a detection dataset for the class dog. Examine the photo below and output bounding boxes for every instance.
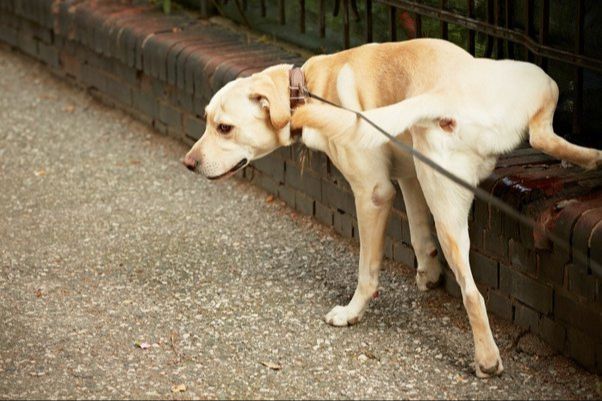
[183,38,602,378]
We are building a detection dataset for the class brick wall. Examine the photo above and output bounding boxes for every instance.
[2,0,601,374]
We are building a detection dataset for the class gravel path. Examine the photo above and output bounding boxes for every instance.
[0,45,600,400]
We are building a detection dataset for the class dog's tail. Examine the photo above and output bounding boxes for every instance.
[291,93,455,148]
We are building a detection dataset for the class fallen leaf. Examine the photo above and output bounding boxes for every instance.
[171,384,186,393]
[34,169,46,177]
[34,288,43,298]
[62,105,75,113]
[129,159,141,165]
[134,341,151,350]
[259,361,282,371]
[265,195,274,203]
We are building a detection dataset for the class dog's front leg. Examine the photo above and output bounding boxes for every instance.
[325,180,395,326]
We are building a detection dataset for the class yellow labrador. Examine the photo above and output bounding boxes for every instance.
[184,38,602,378]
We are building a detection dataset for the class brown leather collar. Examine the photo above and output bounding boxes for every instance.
[289,66,307,139]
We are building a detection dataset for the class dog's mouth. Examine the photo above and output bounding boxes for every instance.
[207,158,248,180]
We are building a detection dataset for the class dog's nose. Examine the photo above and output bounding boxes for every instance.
[183,154,198,171]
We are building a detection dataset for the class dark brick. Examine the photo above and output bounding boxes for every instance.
[468,222,484,250]
[567,327,596,370]
[37,40,58,68]
[487,290,513,321]
[132,89,157,118]
[105,75,132,106]
[393,242,416,268]
[277,185,295,208]
[443,268,462,299]
[384,237,393,260]
[0,25,18,47]
[483,230,508,262]
[401,219,412,246]
[81,63,106,91]
[183,114,205,141]
[554,290,602,338]
[152,119,168,135]
[110,60,138,86]
[514,302,540,331]
[470,250,499,288]
[323,180,355,217]
[308,151,328,176]
[499,263,553,314]
[509,238,537,276]
[567,264,597,302]
[158,100,181,129]
[537,316,567,352]
[285,162,321,201]
[251,171,278,196]
[59,49,82,79]
[589,222,602,278]
[294,191,314,216]
[17,30,37,57]
[252,156,284,183]
[537,248,568,286]
[333,210,354,239]
[571,207,602,271]
[315,202,333,227]
[386,212,403,242]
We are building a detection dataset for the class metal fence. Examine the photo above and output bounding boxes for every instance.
[203,0,602,148]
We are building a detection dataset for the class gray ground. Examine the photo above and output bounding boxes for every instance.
[0,44,600,400]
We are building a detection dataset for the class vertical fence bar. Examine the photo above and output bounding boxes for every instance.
[494,0,503,57]
[319,0,325,38]
[467,0,475,55]
[415,12,422,38]
[300,0,305,33]
[366,0,373,42]
[538,0,549,70]
[260,0,266,17]
[524,0,534,62]
[279,0,285,25]
[343,0,350,49]
[440,0,448,40]
[505,0,514,59]
[389,5,397,42]
[484,0,494,57]
[573,0,584,138]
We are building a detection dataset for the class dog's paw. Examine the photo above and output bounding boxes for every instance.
[324,305,362,327]
[474,348,504,378]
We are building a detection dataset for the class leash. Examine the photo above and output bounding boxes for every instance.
[302,90,602,278]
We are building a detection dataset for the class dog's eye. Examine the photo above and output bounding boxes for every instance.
[217,124,233,135]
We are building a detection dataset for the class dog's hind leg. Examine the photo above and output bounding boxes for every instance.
[397,177,442,290]
[324,177,395,326]
[412,129,503,378]
[528,80,602,170]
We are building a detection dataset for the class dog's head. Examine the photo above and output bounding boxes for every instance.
[183,65,294,179]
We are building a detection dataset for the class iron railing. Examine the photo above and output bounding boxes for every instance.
[203,0,602,148]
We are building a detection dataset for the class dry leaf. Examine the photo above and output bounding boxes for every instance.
[171,384,186,393]
[259,361,282,371]
[34,169,46,177]
[34,288,43,298]
[134,341,151,350]
[129,159,141,165]
[62,105,75,113]
[266,195,274,203]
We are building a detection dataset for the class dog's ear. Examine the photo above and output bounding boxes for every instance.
[250,75,290,130]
